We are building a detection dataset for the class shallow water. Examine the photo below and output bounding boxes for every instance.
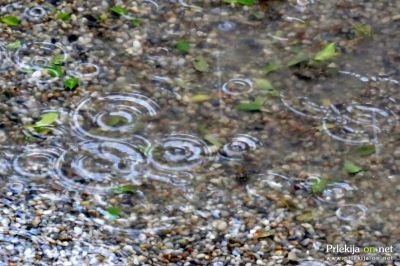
[0,0,399,264]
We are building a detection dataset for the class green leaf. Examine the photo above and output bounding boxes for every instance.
[132,18,141,27]
[5,41,21,49]
[224,0,256,5]
[354,145,375,157]
[47,65,64,78]
[264,62,280,74]
[193,56,209,72]
[105,206,121,218]
[110,6,128,16]
[254,78,279,96]
[176,39,189,54]
[314,42,337,61]
[235,97,265,112]
[0,16,21,26]
[56,12,71,21]
[64,77,79,90]
[311,178,329,195]
[344,160,363,174]
[30,112,59,129]
[111,185,138,194]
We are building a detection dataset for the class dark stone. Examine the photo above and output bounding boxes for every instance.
[83,14,98,28]
[47,0,63,6]
[67,34,79,43]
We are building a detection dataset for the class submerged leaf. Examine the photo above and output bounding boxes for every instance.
[344,160,363,174]
[254,78,279,96]
[176,39,189,54]
[110,6,128,16]
[132,18,141,27]
[193,56,209,72]
[0,16,21,26]
[264,62,280,74]
[353,23,373,38]
[204,134,222,147]
[354,145,375,156]
[57,12,71,21]
[190,94,211,103]
[64,77,79,90]
[5,41,21,49]
[253,229,274,239]
[235,97,265,112]
[111,185,138,194]
[314,42,337,61]
[311,178,329,195]
[224,0,256,6]
[27,113,59,132]
[105,207,121,218]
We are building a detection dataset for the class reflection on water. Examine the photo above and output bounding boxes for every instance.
[0,0,399,264]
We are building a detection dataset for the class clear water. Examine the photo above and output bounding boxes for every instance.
[0,0,399,264]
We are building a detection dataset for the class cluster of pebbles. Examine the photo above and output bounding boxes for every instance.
[1,0,400,265]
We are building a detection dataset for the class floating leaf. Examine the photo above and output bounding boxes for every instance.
[264,62,280,74]
[111,185,138,194]
[190,94,211,103]
[57,12,71,21]
[64,77,79,90]
[105,207,121,218]
[314,42,337,61]
[354,145,375,157]
[0,16,21,26]
[344,160,363,174]
[193,56,209,72]
[110,6,128,16]
[5,40,21,49]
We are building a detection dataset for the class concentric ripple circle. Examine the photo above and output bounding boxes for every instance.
[220,134,261,160]
[12,147,61,179]
[14,42,67,71]
[336,204,368,222]
[246,171,294,201]
[280,92,330,120]
[148,134,212,171]
[71,93,158,141]
[322,104,397,145]
[222,79,253,96]
[23,6,48,21]
[54,141,146,193]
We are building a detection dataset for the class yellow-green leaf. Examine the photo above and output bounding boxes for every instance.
[314,42,337,61]
[0,16,21,26]
[190,94,211,103]
[343,160,363,174]
[193,56,209,72]
[31,113,59,128]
